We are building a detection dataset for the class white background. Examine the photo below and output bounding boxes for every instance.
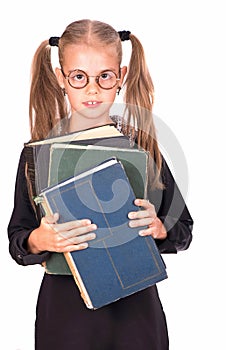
[1,0,225,349]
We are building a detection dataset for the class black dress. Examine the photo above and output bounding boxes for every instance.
[8,147,193,350]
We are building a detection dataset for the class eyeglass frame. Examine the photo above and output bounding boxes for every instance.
[61,68,121,90]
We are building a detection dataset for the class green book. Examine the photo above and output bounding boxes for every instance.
[44,143,149,275]
[48,143,149,198]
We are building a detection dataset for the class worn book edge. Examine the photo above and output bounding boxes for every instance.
[64,252,93,308]
[26,124,123,146]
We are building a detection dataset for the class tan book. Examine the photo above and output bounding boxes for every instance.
[24,123,124,194]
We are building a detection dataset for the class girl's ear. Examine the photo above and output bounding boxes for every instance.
[120,66,127,85]
[55,67,65,89]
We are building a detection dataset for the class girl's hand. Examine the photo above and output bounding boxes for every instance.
[128,199,167,240]
[27,213,97,254]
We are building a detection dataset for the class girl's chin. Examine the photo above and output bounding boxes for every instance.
[76,106,111,120]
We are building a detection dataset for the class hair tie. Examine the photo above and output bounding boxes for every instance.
[118,30,131,41]
[49,36,60,47]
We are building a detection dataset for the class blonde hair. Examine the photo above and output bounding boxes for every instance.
[29,19,163,189]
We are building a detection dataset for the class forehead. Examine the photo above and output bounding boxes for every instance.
[62,44,119,72]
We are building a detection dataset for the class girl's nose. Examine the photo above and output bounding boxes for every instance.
[86,76,99,94]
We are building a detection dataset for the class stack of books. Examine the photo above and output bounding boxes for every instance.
[25,124,167,309]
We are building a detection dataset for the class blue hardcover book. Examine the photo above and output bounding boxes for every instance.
[40,157,167,309]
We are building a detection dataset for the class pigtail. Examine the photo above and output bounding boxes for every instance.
[29,40,68,141]
[123,34,163,189]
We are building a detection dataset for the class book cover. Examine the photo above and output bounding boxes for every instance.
[45,143,149,275]
[40,157,167,309]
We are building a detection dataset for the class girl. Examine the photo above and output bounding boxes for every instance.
[8,19,193,349]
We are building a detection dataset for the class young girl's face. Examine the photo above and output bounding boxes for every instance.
[56,44,126,130]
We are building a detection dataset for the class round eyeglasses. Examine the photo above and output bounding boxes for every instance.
[61,69,121,90]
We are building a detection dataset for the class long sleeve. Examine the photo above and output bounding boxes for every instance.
[7,148,50,266]
[149,156,193,253]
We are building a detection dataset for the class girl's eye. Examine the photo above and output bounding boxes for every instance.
[73,74,85,81]
[101,73,109,80]
[100,71,114,80]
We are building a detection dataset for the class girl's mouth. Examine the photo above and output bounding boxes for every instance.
[82,101,102,108]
